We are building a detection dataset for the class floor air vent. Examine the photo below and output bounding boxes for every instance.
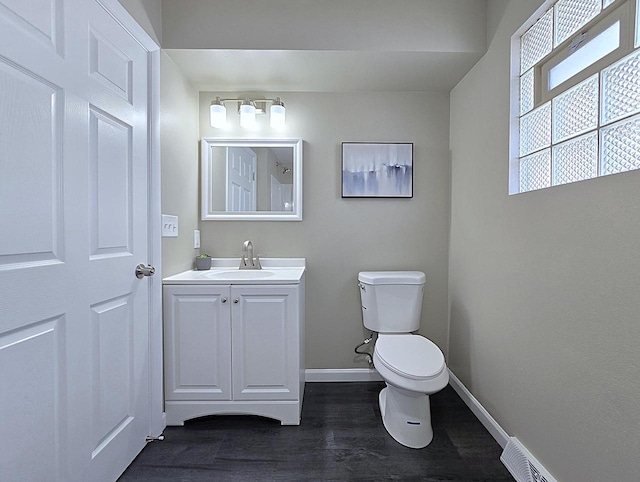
[500,437,557,482]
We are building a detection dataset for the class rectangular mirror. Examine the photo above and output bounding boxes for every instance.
[201,138,303,221]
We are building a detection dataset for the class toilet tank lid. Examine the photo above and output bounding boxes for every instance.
[358,271,426,285]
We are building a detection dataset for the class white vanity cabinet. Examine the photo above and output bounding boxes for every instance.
[162,260,305,426]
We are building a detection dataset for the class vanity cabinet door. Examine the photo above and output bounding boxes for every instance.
[231,285,299,401]
[163,285,232,401]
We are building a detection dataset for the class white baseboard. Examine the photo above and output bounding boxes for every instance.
[305,368,383,382]
[448,369,510,449]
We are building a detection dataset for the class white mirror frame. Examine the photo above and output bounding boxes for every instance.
[201,137,303,221]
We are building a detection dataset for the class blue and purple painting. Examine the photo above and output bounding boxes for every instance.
[342,142,413,198]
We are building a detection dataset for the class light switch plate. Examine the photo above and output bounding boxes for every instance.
[194,230,200,249]
[162,215,178,237]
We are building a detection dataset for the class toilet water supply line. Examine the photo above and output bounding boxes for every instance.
[355,332,375,368]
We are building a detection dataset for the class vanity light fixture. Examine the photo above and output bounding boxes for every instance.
[209,96,286,129]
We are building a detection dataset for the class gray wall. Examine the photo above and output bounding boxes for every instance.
[197,91,451,369]
[449,1,640,481]
[160,52,199,275]
[118,0,162,45]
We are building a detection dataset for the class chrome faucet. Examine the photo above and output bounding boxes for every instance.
[239,240,262,270]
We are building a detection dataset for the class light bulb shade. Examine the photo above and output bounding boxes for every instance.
[270,103,286,128]
[239,102,257,129]
[210,102,226,128]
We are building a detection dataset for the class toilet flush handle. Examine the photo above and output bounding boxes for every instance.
[357,282,366,291]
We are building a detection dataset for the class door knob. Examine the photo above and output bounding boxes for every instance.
[135,264,156,279]
[222,297,228,303]
[233,298,239,303]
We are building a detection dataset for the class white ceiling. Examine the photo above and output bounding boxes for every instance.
[165,49,485,93]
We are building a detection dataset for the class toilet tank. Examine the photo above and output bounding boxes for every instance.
[358,271,426,333]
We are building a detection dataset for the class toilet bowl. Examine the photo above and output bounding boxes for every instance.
[373,334,449,448]
[358,271,448,449]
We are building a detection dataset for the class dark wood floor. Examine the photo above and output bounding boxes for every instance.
[119,382,513,481]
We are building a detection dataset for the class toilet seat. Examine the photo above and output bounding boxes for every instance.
[375,334,445,380]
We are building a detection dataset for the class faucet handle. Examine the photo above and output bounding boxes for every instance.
[254,255,262,269]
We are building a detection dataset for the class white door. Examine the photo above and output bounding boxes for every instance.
[226,146,257,211]
[0,1,153,480]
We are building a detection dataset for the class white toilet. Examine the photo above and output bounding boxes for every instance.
[358,271,449,449]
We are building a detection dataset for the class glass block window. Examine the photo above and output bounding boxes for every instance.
[553,132,599,184]
[521,9,554,73]
[511,0,640,194]
[520,69,535,115]
[520,102,552,156]
[553,74,599,142]
[554,0,602,47]
[601,49,640,125]
[600,114,640,174]
[520,149,552,192]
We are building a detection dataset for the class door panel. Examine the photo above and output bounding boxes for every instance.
[0,0,64,56]
[89,27,133,103]
[0,60,63,266]
[89,107,133,259]
[89,294,135,455]
[0,317,65,480]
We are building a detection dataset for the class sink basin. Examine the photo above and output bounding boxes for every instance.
[204,270,276,280]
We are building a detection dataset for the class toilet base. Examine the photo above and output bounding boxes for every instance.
[379,385,433,449]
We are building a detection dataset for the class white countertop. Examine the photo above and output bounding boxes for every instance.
[163,258,306,285]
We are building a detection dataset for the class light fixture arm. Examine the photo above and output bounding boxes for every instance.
[213,97,283,111]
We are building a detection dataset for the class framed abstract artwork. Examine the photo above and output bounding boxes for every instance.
[342,142,413,198]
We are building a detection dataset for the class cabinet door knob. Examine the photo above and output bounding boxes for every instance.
[233,298,239,303]
[221,297,227,303]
